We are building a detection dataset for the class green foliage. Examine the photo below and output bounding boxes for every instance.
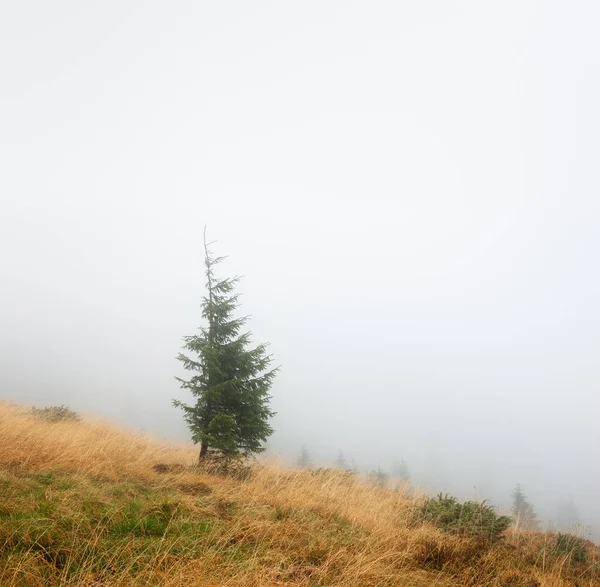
[418,493,512,541]
[555,533,587,563]
[174,231,278,461]
[30,405,81,423]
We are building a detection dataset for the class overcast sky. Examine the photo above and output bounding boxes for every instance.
[1,0,599,537]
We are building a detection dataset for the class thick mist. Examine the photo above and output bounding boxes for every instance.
[1,1,598,539]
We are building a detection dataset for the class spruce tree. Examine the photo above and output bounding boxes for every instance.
[174,231,278,463]
[511,484,539,529]
[334,450,349,470]
[392,458,410,481]
[556,498,579,530]
[297,446,313,469]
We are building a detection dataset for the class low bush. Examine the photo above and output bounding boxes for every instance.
[555,533,586,563]
[418,493,512,541]
[29,405,81,423]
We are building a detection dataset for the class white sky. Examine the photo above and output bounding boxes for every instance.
[1,0,599,536]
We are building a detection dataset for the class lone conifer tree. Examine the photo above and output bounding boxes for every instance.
[174,230,278,463]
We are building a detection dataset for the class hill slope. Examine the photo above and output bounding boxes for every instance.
[0,402,598,586]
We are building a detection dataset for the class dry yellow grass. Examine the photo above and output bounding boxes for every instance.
[0,401,598,586]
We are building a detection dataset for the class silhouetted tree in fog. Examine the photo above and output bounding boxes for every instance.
[511,484,539,529]
[334,450,349,469]
[369,467,389,488]
[392,458,410,481]
[297,446,313,469]
[556,498,580,531]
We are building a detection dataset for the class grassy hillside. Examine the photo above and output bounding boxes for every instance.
[0,402,598,586]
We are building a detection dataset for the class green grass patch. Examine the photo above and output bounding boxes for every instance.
[109,501,180,538]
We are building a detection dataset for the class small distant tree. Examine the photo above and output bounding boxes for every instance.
[392,458,410,481]
[556,499,580,531]
[297,446,313,469]
[369,467,389,488]
[334,450,349,470]
[511,484,539,529]
[173,230,278,464]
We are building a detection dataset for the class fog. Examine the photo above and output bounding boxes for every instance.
[1,1,598,540]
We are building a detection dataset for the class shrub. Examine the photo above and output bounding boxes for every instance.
[418,493,512,541]
[29,405,81,423]
[555,533,586,563]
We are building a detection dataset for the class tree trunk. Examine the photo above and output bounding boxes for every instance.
[198,441,209,463]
